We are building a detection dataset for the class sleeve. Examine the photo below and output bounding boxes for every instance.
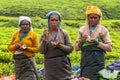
[74,29,82,51]
[97,28,113,52]
[27,33,39,53]
[39,34,50,54]
[58,31,73,54]
[8,33,16,52]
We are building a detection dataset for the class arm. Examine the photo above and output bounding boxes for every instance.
[8,33,17,52]
[39,35,50,54]
[58,31,73,53]
[97,28,112,52]
[74,29,82,51]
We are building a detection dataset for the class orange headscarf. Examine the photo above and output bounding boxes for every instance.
[86,6,102,17]
[86,6,102,24]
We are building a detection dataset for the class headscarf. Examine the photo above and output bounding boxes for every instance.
[85,6,102,24]
[18,16,33,31]
[86,6,102,17]
[46,11,62,29]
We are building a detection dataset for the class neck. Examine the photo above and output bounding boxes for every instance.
[50,27,58,32]
[20,30,29,34]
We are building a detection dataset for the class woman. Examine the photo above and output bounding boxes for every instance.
[75,6,112,80]
[8,16,39,80]
[39,11,73,80]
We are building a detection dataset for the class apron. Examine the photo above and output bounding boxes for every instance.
[80,45,105,80]
[14,51,40,80]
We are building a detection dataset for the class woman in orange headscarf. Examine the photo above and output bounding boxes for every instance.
[75,6,112,80]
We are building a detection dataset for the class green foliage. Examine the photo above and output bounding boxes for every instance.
[0,52,12,63]
[62,20,85,28]
[32,16,47,28]
[0,62,14,76]
[0,16,10,22]
[0,0,120,20]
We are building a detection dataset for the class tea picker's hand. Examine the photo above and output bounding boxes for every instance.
[51,41,60,47]
[15,43,21,49]
[19,44,27,50]
[43,29,49,41]
[91,38,99,45]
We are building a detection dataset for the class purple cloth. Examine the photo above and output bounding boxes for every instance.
[106,60,120,70]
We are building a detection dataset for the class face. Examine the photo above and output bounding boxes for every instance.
[88,14,100,27]
[20,20,30,32]
[49,14,60,29]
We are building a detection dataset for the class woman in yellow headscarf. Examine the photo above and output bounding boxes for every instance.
[75,6,112,80]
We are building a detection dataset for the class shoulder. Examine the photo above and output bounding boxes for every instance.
[12,31,19,37]
[59,29,68,36]
[78,26,86,32]
[29,31,38,37]
[99,25,109,32]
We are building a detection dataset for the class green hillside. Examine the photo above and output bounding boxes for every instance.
[0,0,120,20]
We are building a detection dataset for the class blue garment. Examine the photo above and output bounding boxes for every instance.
[89,25,96,30]
[89,25,96,36]
[52,31,58,42]
[46,11,62,29]
[20,31,29,40]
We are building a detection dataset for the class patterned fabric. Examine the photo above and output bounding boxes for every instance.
[86,6,102,17]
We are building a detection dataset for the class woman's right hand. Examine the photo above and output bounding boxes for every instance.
[15,43,21,49]
[43,29,49,41]
[82,35,89,42]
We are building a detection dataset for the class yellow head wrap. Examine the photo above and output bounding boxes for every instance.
[86,6,102,17]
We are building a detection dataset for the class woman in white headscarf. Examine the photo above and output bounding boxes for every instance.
[8,16,39,80]
[39,11,73,80]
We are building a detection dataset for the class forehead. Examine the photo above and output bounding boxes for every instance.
[21,20,29,23]
[88,14,99,17]
[50,14,59,19]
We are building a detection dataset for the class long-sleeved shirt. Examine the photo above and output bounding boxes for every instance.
[75,24,112,52]
[8,31,39,57]
[39,28,73,55]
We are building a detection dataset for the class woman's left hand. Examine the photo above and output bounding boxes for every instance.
[19,44,27,50]
[91,38,99,45]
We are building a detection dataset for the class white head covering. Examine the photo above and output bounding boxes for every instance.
[18,16,33,31]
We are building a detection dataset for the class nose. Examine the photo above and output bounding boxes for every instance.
[53,20,56,23]
[91,18,95,21]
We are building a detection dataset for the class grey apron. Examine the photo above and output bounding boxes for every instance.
[44,46,72,80]
[80,45,105,80]
[14,52,40,80]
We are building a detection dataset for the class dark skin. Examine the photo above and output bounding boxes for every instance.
[88,14,100,27]
[87,14,100,44]
[43,14,60,46]
[81,14,100,44]
[15,20,30,50]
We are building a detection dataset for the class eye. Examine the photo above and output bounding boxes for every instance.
[21,24,29,26]
[50,19,59,21]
